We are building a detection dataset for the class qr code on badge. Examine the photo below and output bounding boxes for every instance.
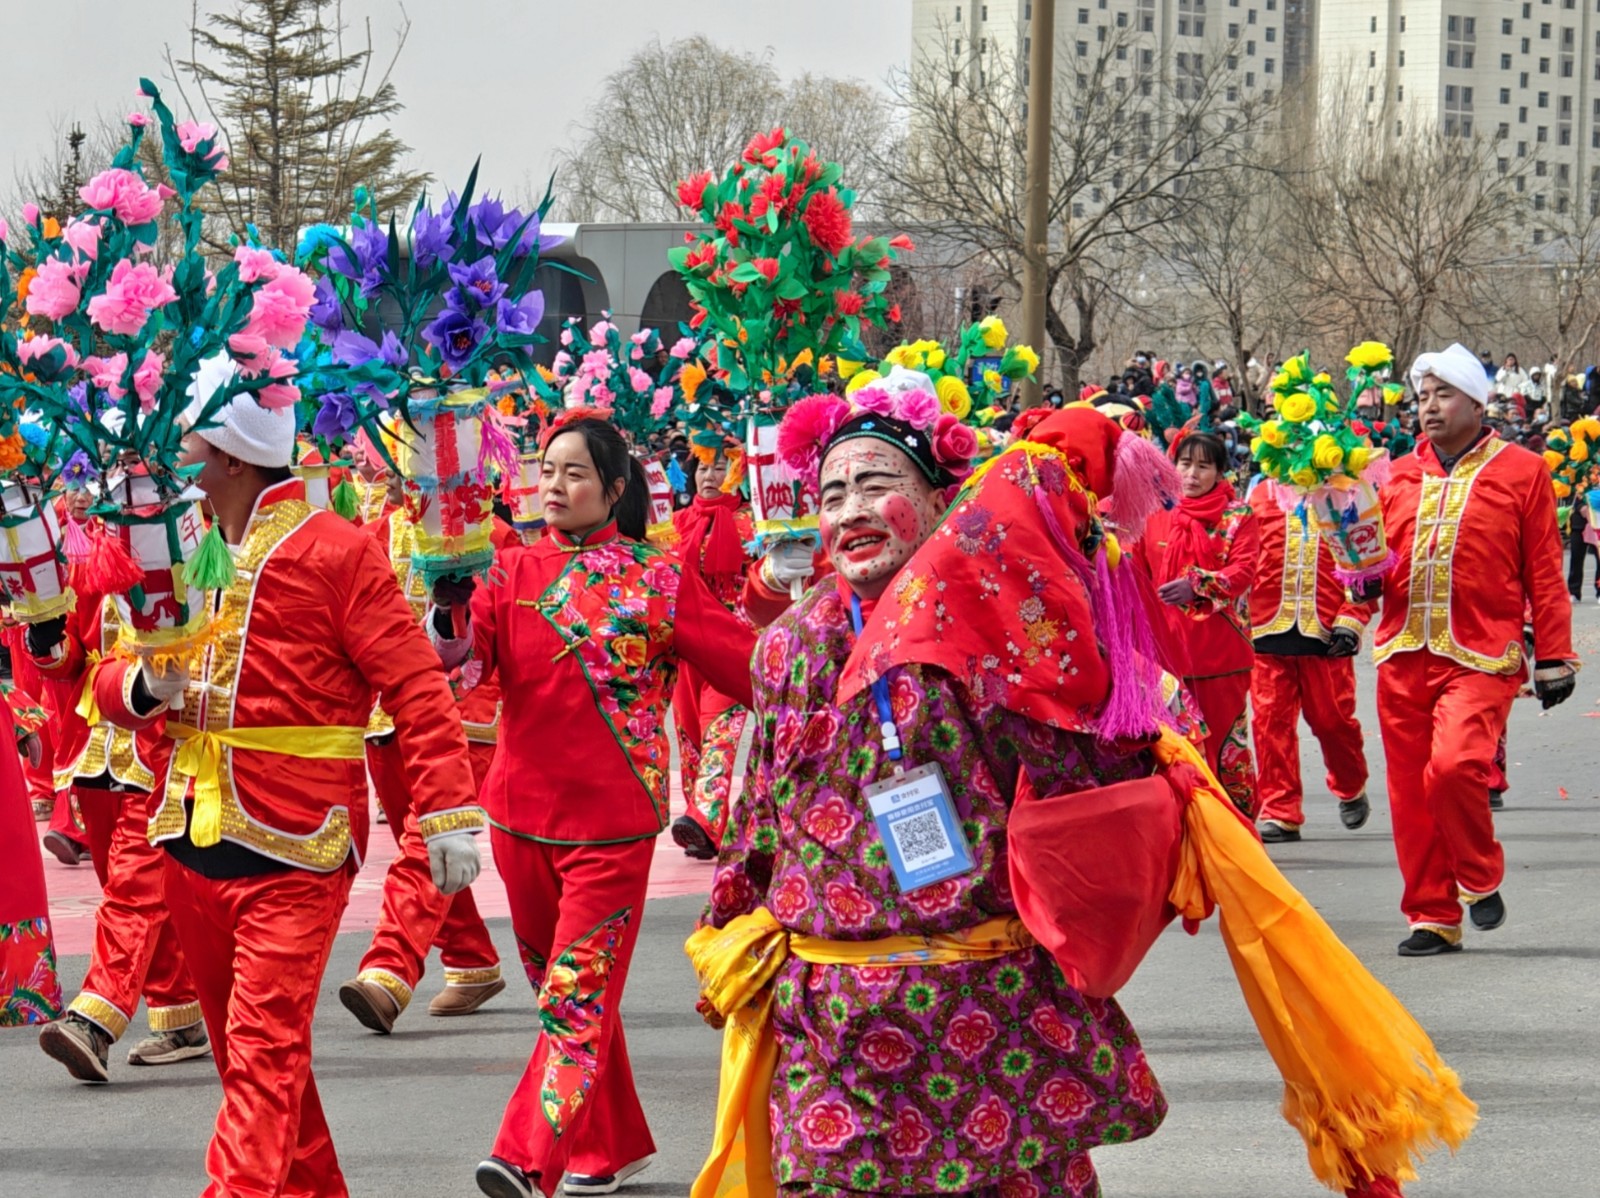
[890,808,953,871]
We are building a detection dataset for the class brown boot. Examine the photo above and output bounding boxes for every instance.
[338,977,404,1034]
[428,977,506,1017]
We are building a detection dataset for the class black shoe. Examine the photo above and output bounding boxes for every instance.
[1468,890,1506,931]
[1397,929,1463,957]
[39,1014,112,1083]
[670,815,718,860]
[1258,820,1301,843]
[1488,790,1505,811]
[564,1156,653,1195]
[477,1157,535,1198]
[1339,792,1371,830]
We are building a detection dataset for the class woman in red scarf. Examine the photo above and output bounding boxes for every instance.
[667,436,756,859]
[1137,431,1261,815]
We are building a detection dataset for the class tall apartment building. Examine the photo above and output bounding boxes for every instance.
[911,0,1302,100]
[1318,0,1600,224]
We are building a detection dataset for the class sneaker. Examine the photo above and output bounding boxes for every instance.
[39,1014,111,1083]
[670,815,718,860]
[1339,792,1371,830]
[127,1022,211,1066]
[41,830,85,866]
[338,978,401,1035]
[1488,789,1505,811]
[476,1157,535,1198]
[1258,820,1301,843]
[1467,890,1506,931]
[428,978,507,1017]
[563,1156,654,1196]
[1397,929,1463,957]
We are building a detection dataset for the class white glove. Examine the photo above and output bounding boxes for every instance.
[428,832,481,895]
[139,660,190,711]
[765,538,816,586]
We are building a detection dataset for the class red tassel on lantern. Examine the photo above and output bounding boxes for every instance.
[71,528,145,595]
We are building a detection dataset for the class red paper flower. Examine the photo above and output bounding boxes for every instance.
[889,233,917,252]
[833,289,865,316]
[676,171,714,212]
[752,257,780,283]
[743,126,787,166]
[803,187,853,256]
[886,303,902,323]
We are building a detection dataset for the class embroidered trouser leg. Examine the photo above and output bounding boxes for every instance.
[687,698,746,847]
[1188,671,1257,818]
[163,856,352,1198]
[489,831,656,1187]
[70,785,199,1038]
[1378,652,1517,931]
[356,739,500,1008]
[1253,654,1367,827]
[778,1149,1101,1197]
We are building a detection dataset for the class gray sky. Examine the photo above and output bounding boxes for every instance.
[5,0,912,194]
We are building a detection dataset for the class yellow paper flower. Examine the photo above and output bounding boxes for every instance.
[1275,356,1313,388]
[1554,478,1573,498]
[1278,393,1317,423]
[1382,382,1405,403]
[1312,435,1344,471]
[936,375,973,420]
[1290,467,1319,488]
[983,368,1002,393]
[925,346,947,370]
[846,369,882,395]
[1345,340,1394,371]
[1544,449,1567,472]
[1313,372,1332,386]
[1260,421,1288,447]
[837,358,864,379]
[1573,416,1600,441]
[980,316,1007,350]
[885,345,913,369]
[1347,446,1374,475]
[1012,345,1040,376]
[1573,439,1591,462]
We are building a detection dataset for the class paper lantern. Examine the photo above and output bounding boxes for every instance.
[394,386,499,584]
[0,483,72,622]
[101,470,212,656]
[642,459,674,539]
[746,416,820,542]
[1307,480,1393,586]
[506,450,545,537]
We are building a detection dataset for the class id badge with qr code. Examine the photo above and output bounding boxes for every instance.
[863,762,974,894]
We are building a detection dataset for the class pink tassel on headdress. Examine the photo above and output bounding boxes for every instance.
[63,517,93,566]
[1109,432,1181,545]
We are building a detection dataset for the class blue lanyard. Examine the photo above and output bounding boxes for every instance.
[850,593,903,762]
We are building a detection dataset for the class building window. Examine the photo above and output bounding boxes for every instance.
[1448,48,1459,67]
[1248,39,1256,54]
[1502,53,1513,68]
[1398,50,1405,66]
[1370,16,1377,32]
[1542,22,1552,37]
[1265,57,1275,73]
[1229,22,1239,36]
[1540,57,1551,72]
[1265,26,1275,41]
[1520,108,1529,123]
[1540,91,1550,105]
[1368,85,1376,102]
[1079,8,1089,22]
[1537,159,1549,175]
[1076,40,1088,55]
[1397,85,1404,100]
[1446,85,1457,102]
[1370,50,1378,67]
[1503,17,1515,33]
[1501,87,1512,103]
[1400,15,1406,30]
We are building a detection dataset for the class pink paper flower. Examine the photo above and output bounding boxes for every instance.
[87,259,178,335]
[176,121,228,169]
[127,112,149,127]
[24,258,88,320]
[777,392,850,475]
[588,320,615,343]
[551,350,573,373]
[256,350,301,410]
[62,217,101,262]
[132,349,166,413]
[233,245,280,283]
[895,388,940,428]
[629,344,643,361]
[851,386,895,417]
[670,336,695,359]
[590,382,615,407]
[0,217,9,243]
[16,336,79,370]
[934,414,979,475]
[242,268,315,349]
[580,349,610,376]
[22,203,40,226]
[650,386,674,418]
[78,168,164,225]
[559,327,573,346]
[82,353,130,399]
[628,366,652,393]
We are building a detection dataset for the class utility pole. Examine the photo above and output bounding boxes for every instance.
[1019,0,1055,408]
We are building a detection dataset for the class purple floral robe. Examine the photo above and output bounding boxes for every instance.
[709,583,1167,1197]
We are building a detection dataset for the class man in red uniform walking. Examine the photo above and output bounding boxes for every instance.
[1248,488,1373,843]
[1376,344,1578,956]
[94,368,483,1196]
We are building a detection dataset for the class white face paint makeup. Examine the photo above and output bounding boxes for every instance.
[818,438,945,599]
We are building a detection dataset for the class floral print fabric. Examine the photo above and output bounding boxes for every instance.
[710,584,1167,1194]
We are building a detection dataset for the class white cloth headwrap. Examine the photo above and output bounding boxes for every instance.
[1409,343,1489,407]
[180,353,295,468]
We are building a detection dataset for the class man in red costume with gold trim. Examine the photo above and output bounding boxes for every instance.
[1376,343,1578,957]
[336,465,508,1031]
[31,589,208,1081]
[92,365,483,1197]
[1248,488,1374,843]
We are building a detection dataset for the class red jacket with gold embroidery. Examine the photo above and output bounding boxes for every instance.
[95,479,480,870]
[461,520,754,845]
[1248,491,1374,645]
[1375,435,1574,674]
[32,594,171,792]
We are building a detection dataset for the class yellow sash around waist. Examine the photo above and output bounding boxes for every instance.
[683,911,1034,1198]
[73,651,106,727]
[168,722,367,848]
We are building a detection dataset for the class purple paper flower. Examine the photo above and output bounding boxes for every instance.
[468,196,509,249]
[411,205,454,271]
[313,392,360,439]
[309,275,343,332]
[332,328,408,371]
[424,307,489,372]
[496,291,545,337]
[514,213,564,257]
[327,222,388,296]
[61,451,98,486]
[447,258,507,311]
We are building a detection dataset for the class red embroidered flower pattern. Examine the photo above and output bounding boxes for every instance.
[1029,1006,1077,1053]
[711,869,756,919]
[797,708,842,757]
[962,1094,1013,1151]
[801,794,858,847]
[902,877,962,917]
[798,1099,857,1150]
[943,1010,998,1062]
[856,1027,918,1072]
[1066,1153,1097,1192]
[998,1172,1043,1198]
[1036,1076,1095,1126]
[760,632,791,688]
[823,879,876,929]
[886,1106,933,1159]
[1126,1059,1157,1108]
[771,873,812,923]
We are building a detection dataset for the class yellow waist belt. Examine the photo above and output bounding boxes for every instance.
[683,910,1032,1198]
[168,721,367,848]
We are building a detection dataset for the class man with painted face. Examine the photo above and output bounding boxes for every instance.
[1376,343,1578,957]
[692,371,1167,1198]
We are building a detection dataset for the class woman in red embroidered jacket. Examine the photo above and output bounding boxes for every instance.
[1136,431,1261,816]
[433,413,754,1198]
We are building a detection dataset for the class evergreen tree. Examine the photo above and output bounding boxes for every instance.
[170,0,428,252]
